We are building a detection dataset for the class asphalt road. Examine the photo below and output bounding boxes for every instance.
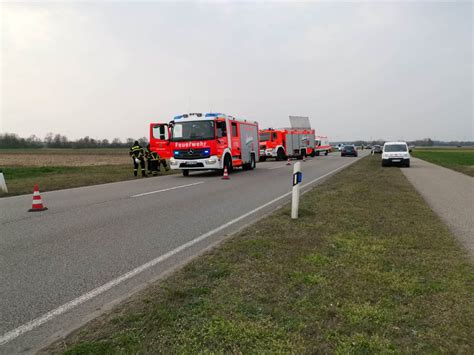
[0,152,368,353]
[402,158,474,259]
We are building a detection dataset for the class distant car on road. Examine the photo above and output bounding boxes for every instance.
[372,145,382,154]
[382,142,410,167]
[341,145,358,157]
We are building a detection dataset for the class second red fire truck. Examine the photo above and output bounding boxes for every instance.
[151,113,259,176]
[258,128,315,161]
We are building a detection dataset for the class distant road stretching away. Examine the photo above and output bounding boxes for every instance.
[0,152,368,353]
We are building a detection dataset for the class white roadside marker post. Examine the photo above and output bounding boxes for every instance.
[291,162,302,219]
[0,169,8,193]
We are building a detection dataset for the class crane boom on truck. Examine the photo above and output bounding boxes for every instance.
[161,113,259,176]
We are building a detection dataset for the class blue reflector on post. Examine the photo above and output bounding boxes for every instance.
[292,172,302,186]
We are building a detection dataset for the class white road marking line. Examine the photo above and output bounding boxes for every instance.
[130,181,205,198]
[0,159,357,346]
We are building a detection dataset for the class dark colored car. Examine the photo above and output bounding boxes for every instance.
[372,145,382,154]
[341,145,358,157]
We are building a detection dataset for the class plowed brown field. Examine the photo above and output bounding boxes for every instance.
[0,148,130,167]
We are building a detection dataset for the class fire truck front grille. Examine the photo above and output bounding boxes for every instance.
[175,149,210,159]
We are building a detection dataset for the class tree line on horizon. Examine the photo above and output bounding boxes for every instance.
[0,133,149,149]
[0,132,472,149]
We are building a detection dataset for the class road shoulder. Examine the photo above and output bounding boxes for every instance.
[402,157,474,259]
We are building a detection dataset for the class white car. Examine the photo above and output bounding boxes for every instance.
[382,142,410,167]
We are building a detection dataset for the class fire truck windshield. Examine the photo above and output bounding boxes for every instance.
[171,121,215,141]
[259,133,271,142]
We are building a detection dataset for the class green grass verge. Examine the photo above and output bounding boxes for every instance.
[44,156,473,354]
[0,165,176,197]
[411,149,474,177]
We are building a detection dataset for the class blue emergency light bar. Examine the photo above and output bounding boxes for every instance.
[175,113,205,120]
[205,113,223,117]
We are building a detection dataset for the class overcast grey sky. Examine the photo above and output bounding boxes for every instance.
[1,0,472,141]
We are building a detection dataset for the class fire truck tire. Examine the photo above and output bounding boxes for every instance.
[259,156,266,162]
[310,150,316,157]
[276,148,286,161]
[325,150,329,156]
[182,169,189,176]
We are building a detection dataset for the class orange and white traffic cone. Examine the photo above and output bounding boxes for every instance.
[28,184,48,212]
[286,158,291,166]
[222,165,230,180]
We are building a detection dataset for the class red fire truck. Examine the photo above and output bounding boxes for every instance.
[258,128,315,161]
[314,135,332,156]
[153,113,258,176]
[149,122,172,159]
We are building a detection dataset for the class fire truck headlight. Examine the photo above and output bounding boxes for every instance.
[170,158,177,165]
[206,158,217,165]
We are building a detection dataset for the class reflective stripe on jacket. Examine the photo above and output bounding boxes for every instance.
[130,145,144,158]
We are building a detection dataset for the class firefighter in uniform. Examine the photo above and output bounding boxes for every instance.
[145,144,160,176]
[129,141,146,177]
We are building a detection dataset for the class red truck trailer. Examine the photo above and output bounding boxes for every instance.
[161,113,259,176]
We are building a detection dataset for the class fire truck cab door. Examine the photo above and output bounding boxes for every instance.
[216,119,228,157]
[151,123,170,158]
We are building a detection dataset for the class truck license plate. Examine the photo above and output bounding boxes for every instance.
[392,159,401,162]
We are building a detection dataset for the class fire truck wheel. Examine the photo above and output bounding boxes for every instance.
[325,150,329,156]
[259,156,266,162]
[310,151,316,157]
[182,169,190,176]
[276,148,286,161]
